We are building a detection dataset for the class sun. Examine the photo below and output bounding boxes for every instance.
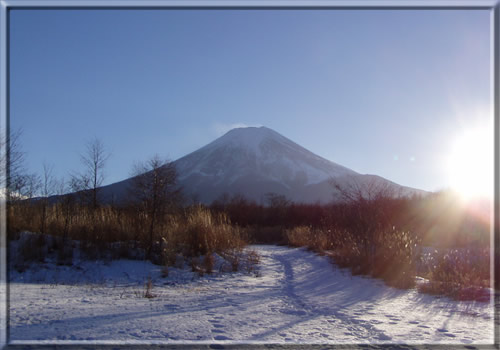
[447,126,493,201]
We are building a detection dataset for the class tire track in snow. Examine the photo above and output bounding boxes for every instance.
[271,247,393,341]
[9,245,493,343]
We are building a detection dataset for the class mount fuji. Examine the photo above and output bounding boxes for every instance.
[99,126,425,204]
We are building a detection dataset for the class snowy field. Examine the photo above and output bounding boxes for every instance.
[8,245,496,346]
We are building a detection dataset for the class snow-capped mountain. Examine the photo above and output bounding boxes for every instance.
[176,126,356,185]
[98,126,425,204]
[173,126,359,203]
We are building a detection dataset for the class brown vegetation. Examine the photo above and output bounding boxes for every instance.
[5,134,492,299]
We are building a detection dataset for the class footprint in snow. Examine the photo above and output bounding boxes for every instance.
[408,321,419,324]
[214,335,231,340]
[280,309,307,316]
[437,328,449,333]
[377,334,392,341]
[384,314,399,319]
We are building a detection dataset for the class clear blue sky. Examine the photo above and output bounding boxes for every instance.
[10,9,491,192]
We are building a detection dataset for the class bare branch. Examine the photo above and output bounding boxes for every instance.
[128,154,182,258]
[73,137,110,208]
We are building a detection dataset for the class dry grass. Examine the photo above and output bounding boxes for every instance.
[285,226,334,253]
[9,202,248,273]
[286,224,420,289]
[181,206,245,256]
[418,248,490,300]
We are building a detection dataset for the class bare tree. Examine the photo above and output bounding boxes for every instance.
[265,192,291,208]
[329,176,398,267]
[129,155,182,258]
[0,128,42,201]
[1,128,24,187]
[73,137,109,209]
[330,176,396,204]
[1,128,23,199]
[21,173,41,200]
[264,192,291,226]
[41,162,56,198]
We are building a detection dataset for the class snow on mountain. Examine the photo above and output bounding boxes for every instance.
[176,126,355,185]
[173,126,359,202]
[98,126,425,204]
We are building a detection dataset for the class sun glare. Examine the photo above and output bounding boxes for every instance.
[447,126,493,201]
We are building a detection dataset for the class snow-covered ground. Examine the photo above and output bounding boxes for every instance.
[8,245,496,346]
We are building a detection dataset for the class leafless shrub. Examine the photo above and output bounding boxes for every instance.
[371,228,420,288]
[143,276,155,298]
[418,248,490,300]
[285,226,311,247]
[247,249,260,266]
[128,155,181,259]
[242,248,261,274]
[285,226,335,255]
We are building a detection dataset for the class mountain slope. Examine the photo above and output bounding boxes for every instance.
[173,127,359,203]
[99,126,425,204]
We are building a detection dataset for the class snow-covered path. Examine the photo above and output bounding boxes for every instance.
[8,245,495,345]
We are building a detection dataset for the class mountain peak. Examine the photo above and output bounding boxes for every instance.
[98,126,425,204]
[211,126,287,154]
[227,125,268,131]
[222,125,277,138]
[169,124,360,203]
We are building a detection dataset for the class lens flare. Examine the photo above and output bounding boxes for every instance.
[447,127,493,201]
